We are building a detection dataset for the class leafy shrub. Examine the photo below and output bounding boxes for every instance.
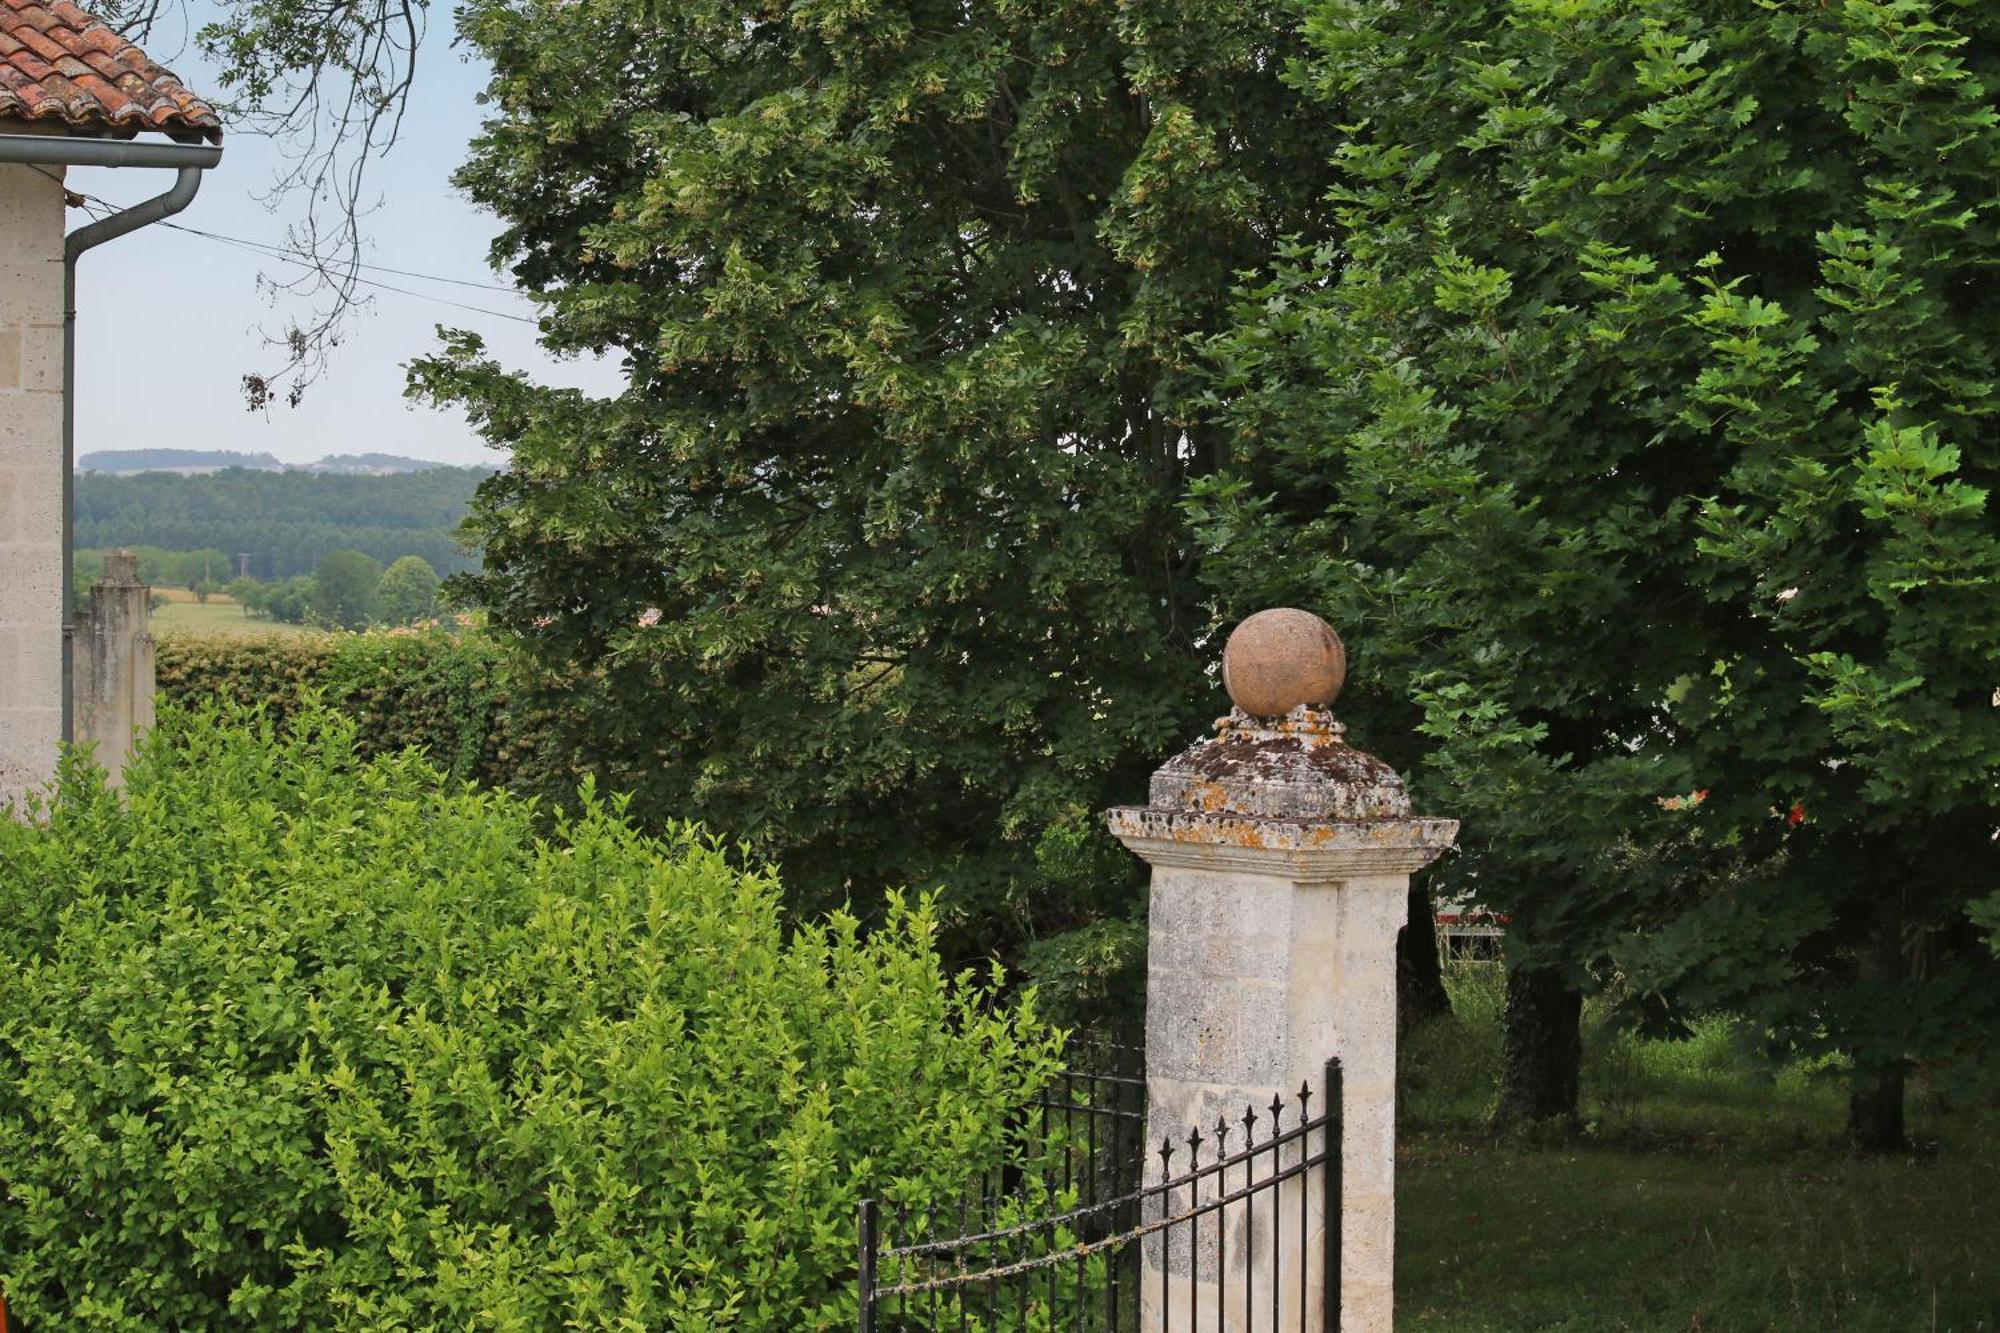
[0,707,1060,1330]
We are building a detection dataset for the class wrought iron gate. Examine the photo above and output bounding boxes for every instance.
[859,1057,1342,1332]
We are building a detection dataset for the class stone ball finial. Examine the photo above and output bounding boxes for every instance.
[1222,608,1346,718]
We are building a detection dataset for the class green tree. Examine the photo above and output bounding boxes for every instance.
[375,555,441,625]
[1195,0,2000,1147]
[256,576,317,625]
[310,550,382,630]
[162,548,230,593]
[71,550,105,611]
[225,575,263,616]
[412,0,1343,970]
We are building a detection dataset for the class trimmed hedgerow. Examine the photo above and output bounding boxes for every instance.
[0,705,1060,1331]
[152,630,551,790]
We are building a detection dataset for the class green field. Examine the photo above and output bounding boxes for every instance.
[1398,966,1999,1330]
[148,599,325,639]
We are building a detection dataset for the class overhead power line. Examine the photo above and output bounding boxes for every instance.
[57,179,544,326]
[163,223,543,326]
[160,219,530,294]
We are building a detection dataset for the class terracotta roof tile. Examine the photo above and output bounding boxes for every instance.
[0,0,220,142]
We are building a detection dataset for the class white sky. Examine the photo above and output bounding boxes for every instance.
[67,29,624,468]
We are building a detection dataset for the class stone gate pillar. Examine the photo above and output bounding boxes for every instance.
[72,549,154,786]
[1107,610,1456,1332]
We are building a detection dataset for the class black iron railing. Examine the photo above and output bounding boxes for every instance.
[859,1057,1342,1333]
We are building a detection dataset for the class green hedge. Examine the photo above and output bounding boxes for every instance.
[153,630,549,791]
[0,706,1059,1330]
[149,632,1156,1034]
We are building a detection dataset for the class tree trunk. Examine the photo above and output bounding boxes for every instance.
[1397,883,1452,1029]
[1847,893,1908,1154]
[1848,1065,1906,1155]
[1494,965,1582,1126]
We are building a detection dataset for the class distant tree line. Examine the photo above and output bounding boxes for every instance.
[76,546,444,630]
[74,546,234,599]
[73,466,489,579]
[233,553,445,630]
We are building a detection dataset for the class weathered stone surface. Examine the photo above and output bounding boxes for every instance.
[0,161,66,815]
[1222,608,1346,717]
[1110,609,1457,1332]
[73,550,154,786]
[1145,705,1410,822]
[1133,858,1415,1333]
[1107,808,1458,879]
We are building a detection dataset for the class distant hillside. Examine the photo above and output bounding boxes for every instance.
[79,448,454,476]
[74,466,492,579]
[80,449,285,475]
[308,453,456,476]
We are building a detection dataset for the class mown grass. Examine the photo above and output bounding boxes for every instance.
[149,599,324,639]
[1398,964,1999,1330]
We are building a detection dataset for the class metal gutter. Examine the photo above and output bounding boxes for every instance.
[0,134,221,744]
[0,133,221,170]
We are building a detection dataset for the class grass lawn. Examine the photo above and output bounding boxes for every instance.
[148,598,324,639]
[1398,966,1999,1331]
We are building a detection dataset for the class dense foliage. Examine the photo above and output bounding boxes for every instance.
[154,630,537,788]
[376,555,444,625]
[239,575,320,626]
[0,706,1059,1330]
[412,0,1345,961]
[1194,0,2000,1144]
[310,550,385,629]
[74,466,487,579]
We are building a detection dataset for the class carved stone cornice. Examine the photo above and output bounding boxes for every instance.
[1106,806,1458,881]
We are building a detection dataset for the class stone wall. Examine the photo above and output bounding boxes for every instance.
[0,158,67,812]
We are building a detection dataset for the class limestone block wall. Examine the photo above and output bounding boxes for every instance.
[1138,859,1410,1333]
[0,160,68,812]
